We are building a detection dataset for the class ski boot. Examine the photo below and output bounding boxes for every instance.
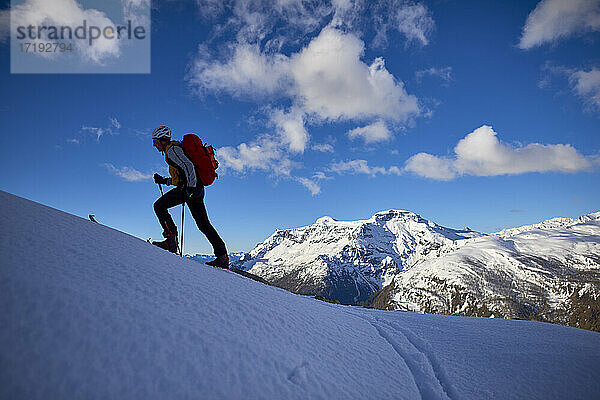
[152,231,179,254]
[206,254,229,269]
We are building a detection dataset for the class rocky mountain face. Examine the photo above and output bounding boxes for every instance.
[233,210,480,305]
[373,213,600,331]
[233,210,600,331]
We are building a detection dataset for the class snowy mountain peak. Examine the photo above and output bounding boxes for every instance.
[371,209,417,222]
[315,216,337,224]
[235,208,484,304]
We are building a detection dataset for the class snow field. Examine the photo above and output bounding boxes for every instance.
[1,190,599,399]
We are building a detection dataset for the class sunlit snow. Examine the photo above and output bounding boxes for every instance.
[1,190,599,399]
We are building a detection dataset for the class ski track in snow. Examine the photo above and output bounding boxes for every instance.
[345,309,456,400]
[377,318,459,400]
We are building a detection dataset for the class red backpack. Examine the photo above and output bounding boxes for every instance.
[181,134,219,186]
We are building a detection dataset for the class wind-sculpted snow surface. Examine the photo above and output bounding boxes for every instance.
[1,190,600,399]
[235,210,480,304]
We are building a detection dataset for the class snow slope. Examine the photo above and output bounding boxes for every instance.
[1,190,599,399]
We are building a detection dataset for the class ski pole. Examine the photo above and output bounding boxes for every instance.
[158,183,164,196]
[180,203,185,257]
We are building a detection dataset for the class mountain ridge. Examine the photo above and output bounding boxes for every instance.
[233,208,600,330]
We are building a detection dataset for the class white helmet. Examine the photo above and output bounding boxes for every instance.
[152,125,171,140]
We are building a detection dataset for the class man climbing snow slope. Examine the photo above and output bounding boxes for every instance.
[151,125,229,269]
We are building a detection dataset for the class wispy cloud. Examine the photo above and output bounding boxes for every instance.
[110,117,121,129]
[394,2,435,46]
[311,143,334,153]
[194,0,434,50]
[329,159,402,177]
[103,163,152,182]
[296,177,321,196]
[404,125,594,180]
[81,117,121,141]
[518,0,600,49]
[569,68,600,111]
[539,63,600,113]
[416,66,454,84]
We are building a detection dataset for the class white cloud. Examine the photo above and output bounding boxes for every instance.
[329,159,402,176]
[103,163,152,182]
[394,2,434,46]
[403,153,457,181]
[190,27,420,125]
[188,1,432,194]
[189,43,291,98]
[269,107,309,153]
[405,125,594,180]
[569,68,600,110]
[312,143,334,153]
[67,138,80,144]
[216,133,327,194]
[347,120,392,143]
[290,28,420,122]
[5,0,122,64]
[216,135,298,176]
[518,0,600,49]
[296,177,321,195]
[312,171,333,180]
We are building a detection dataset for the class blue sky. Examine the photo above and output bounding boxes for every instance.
[1,0,599,254]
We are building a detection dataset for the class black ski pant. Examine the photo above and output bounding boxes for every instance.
[153,186,227,257]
